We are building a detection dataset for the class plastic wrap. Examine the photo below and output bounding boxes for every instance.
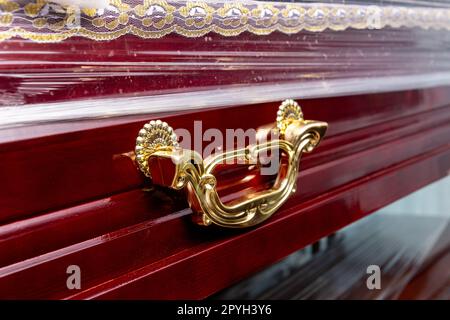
[1,0,450,128]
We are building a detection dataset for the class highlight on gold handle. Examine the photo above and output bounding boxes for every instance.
[135,99,328,228]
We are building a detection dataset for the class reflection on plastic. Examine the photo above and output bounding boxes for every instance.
[1,0,450,128]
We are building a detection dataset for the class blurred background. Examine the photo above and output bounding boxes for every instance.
[215,175,450,299]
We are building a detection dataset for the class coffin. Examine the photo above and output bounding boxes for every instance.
[0,0,449,299]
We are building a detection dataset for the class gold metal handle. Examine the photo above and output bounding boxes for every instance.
[135,99,328,228]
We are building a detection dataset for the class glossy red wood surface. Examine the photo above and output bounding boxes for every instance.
[0,86,450,299]
[1,88,449,223]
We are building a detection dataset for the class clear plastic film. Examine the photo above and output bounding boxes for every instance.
[1,0,450,128]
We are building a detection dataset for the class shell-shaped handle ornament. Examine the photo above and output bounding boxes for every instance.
[135,100,328,228]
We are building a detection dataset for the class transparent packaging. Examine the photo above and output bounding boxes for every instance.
[1,0,450,128]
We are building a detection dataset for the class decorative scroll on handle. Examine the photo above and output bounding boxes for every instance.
[135,99,328,228]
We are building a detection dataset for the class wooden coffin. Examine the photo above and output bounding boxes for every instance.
[0,0,449,299]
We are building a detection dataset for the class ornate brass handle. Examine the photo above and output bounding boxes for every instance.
[135,99,328,228]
